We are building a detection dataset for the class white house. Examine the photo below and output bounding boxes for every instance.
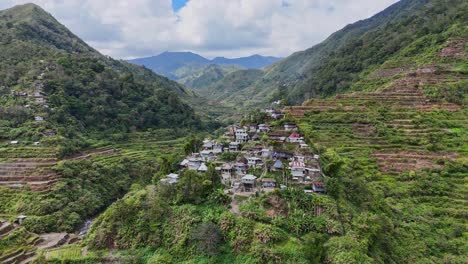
[247,157,264,168]
[34,116,44,121]
[258,124,271,133]
[160,173,179,184]
[300,143,309,149]
[197,163,208,173]
[229,142,240,152]
[221,164,233,185]
[284,123,297,131]
[202,140,213,150]
[287,132,303,143]
[271,112,284,120]
[261,148,271,158]
[235,129,249,143]
[234,162,248,175]
[289,161,306,181]
[241,174,257,191]
[212,143,224,154]
[187,158,203,170]
[200,150,215,161]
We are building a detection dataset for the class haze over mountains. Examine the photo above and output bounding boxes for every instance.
[128,51,281,89]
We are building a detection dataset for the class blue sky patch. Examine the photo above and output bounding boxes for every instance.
[172,0,188,12]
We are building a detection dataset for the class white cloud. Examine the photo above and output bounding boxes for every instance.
[0,0,399,59]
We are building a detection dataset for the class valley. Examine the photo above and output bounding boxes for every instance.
[0,0,466,263]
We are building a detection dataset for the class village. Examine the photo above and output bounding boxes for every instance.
[160,108,326,197]
[7,62,57,146]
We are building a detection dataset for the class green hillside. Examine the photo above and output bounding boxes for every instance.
[178,64,241,90]
[205,0,467,108]
[0,1,466,263]
[0,4,204,149]
[197,69,265,106]
[0,3,206,254]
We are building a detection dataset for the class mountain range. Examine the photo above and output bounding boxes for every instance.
[0,1,466,263]
[197,0,467,108]
[128,52,281,89]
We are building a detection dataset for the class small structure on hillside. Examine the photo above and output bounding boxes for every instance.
[203,140,213,150]
[200,150,215,161]
[15,215,27,225]
[251,133,260,141]
[289,161,306,181]
[235,129,249,143]
[261,148,271,158]
[221,164,233,184]
[10,141,19,145]
[273,159,283,170]
[275,151,294,160]
[244,123,257,132]
[312,182,326,193]
[197,163,208,173]
[234,162,248,175]
[287,132,302,143]
[284,122,297,131]
[258,124,271,133]
[300,143,309,149]
[160,173,179,184]
[44,130,56,137]
[187,158,203,171]
[229,142,240,152]
[247,157,264,168]
[261,178,276,188]
[34,116,44,121]
[268,133,286,142]
[242,174,257,191]
[213,143,224,154]
[271,111,284,119]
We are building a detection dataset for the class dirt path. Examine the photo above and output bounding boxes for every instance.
[229,198,240,215]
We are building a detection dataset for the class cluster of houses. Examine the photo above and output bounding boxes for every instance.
[6,72,57,145]
[11,80,49,123]
[160,117,326,195]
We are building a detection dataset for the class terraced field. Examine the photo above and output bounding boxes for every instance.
[285,64,467,173]
[0,146,59,192]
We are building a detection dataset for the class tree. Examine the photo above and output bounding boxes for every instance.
[183,136,203,155]
[303,232,329,263]
[191,222,222,256]
[176,170,204,204]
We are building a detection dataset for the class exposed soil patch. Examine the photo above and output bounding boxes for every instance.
[372,151,458,173]
[438,38,468,59]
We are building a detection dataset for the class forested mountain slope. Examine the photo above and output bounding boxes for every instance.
[207,0,467,108]
[0,3,200,146]
[128,52,281,90]
[0,3,205,252]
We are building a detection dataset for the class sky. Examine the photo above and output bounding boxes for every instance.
[0,0,400,59]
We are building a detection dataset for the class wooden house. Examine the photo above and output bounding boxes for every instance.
[261,178,276,188]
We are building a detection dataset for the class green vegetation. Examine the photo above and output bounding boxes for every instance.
[82,185,336,263]
[198,0,467,109]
